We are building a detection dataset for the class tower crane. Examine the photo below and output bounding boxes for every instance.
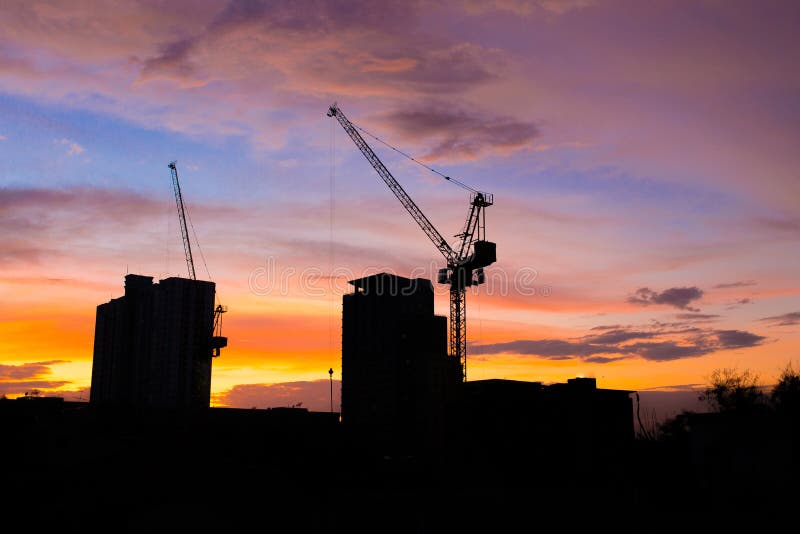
[167,161,228,357]
[327,104,496,381]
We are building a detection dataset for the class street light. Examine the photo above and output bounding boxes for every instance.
[328,368,334,413]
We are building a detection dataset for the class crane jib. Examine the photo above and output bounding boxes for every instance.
[329,105,455,262]
[168,161,196,281]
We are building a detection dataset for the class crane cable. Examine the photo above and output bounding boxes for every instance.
[183,194,225,311]
[183,201,212,282]
[350,120,479,194]
[329,113,336,365]
[164,180,172,279]
[476,287,483,380]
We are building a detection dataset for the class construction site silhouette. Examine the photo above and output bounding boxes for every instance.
[5,272,796,533]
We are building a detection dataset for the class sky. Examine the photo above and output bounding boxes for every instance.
[0,0,798,422]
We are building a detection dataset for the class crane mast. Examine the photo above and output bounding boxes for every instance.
[168,161,196,280]
[328,104,496,381]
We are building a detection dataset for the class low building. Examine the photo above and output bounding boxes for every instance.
[456,377,634,471]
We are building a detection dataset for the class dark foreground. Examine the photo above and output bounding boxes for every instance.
[2,401,797,533]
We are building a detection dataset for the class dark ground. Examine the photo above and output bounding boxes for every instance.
[2,402,796,533]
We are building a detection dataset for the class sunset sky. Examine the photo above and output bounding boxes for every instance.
[1,0,798,419]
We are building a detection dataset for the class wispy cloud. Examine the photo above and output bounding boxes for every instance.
[759,312,800,327]
[674,313,719,321]
[471,339,605,359]
[0,183,248,272]
[0,185,166,266]
[57,138,85,156]
[726,298,753,310]
[463,0,596,16]
[713,280,757,289]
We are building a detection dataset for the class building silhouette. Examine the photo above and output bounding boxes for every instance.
[456,377,634,471]
[340,272,636,460]
[341,273,462,452]
[91,274,218,410]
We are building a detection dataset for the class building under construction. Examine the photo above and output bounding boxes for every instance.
[90,274,226,410]
[342,273,462,452]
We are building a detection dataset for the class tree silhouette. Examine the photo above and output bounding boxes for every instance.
[771,361,800,415]
[704,367,765,414]
[657,409,692,442]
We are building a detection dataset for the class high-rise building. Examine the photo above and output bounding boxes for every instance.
[341,273,462,452]
[91,274,218,410]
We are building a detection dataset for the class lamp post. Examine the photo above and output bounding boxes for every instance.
[328,367,334,413]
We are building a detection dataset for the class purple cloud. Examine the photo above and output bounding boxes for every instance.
[0,360,69,380]
[381,105,539,160]
[472,324,765,363]
[141,38,201,86]
[623,341,710,361]
[0,360,73,397]
[583,329,658,344]
[714,329,766,349]
[627,286,704,311]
